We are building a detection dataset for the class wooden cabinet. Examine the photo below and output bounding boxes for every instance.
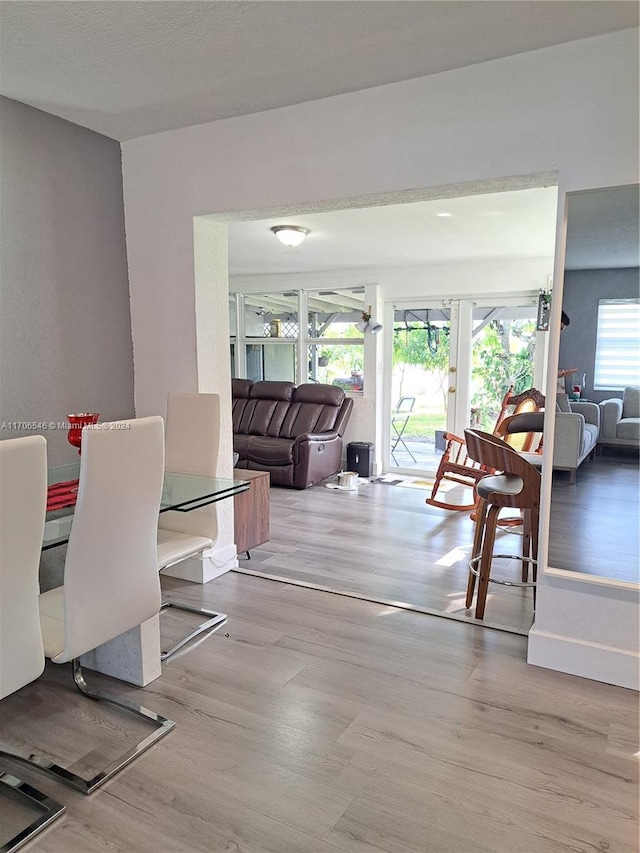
[233,469,270,556]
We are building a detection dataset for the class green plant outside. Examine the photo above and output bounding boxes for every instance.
[391,316,537,440]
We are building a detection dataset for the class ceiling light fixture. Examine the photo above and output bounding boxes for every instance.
[270,225,310,247]
[436,212,452,217]
[355,305,382,334]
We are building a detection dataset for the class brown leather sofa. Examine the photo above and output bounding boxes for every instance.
[232,379,353,488]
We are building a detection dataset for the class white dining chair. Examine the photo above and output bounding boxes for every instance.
[0,417,175,795]
[157,393,228,660]
[0,436,66,852]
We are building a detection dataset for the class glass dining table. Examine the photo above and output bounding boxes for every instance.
[43,463,249,549]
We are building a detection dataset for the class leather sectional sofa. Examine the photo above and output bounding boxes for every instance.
[232,379,353,488]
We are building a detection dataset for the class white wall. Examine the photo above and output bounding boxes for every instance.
[231,257,555,301]
[122,29,639,687]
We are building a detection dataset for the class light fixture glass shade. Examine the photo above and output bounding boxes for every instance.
[271,225,309,247]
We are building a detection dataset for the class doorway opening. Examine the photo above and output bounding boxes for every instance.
[387,298,542,475]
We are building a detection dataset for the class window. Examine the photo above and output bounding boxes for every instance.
[594,298,640,390]
[230,288,368,392]
[307,289,365,389]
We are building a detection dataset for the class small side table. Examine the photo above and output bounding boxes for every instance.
[233,469,270,557]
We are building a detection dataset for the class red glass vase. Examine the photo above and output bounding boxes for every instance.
[67,413,100,454]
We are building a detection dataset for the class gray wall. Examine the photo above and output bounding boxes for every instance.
[0,97,134,464]
[559,267,640,403]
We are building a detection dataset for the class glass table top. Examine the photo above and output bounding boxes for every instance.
[44,464,249,549]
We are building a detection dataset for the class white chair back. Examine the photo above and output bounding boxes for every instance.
[0,436,47,698]
[159,393,220,541]
[60,416,165,661]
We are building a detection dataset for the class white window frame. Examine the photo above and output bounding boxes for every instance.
[230,288,367,392]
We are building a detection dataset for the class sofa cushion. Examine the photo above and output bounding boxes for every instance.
[280,402,340,438]
[582,423,598,456]
[246,399,293,436]
[250,381,295,402]
[276,384,346,438]
[294,384,345,406]
[232,378,253,399]
[232,379,255,431]
[233,434,252,459]
[623,386,640,419]
[234,382,296,437]
[556,394,572,413]
[618,418,640,442]
[247,436,295,466]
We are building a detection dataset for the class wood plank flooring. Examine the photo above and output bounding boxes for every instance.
[549,449,639,582]
[1,573,637,853]
[238,478,536,634]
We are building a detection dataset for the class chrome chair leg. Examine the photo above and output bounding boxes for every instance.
[0,772,65,853]
[0,661,175,795]
[159,602,227,660]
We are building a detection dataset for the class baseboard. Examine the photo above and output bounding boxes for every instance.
[161,543,239,583]
[528,626,639,690]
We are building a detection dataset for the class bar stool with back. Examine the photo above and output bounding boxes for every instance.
[463,429,541,620]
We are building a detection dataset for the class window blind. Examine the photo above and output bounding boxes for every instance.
[594,298,640,390]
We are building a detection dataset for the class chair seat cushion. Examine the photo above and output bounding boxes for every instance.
[157,529,213,570]
[39,587,66,661]
[247,436,295,466]
[618,418,640,442]
[477,474,524,499]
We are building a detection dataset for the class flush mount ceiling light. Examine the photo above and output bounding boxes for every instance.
[270,225,310,247]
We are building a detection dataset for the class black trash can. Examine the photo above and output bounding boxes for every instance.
[346,441,374,478]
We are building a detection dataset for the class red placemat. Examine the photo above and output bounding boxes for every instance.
[47,479,79,512]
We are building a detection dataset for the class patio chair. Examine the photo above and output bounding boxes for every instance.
[425,386,545,512]
[391,396,416,464]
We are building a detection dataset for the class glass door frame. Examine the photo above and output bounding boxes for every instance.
[382,293,546,475]
[383,298,459,476]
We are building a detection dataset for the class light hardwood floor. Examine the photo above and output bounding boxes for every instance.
[238,478,537,634]
[1,573,637,852]
[549,449,640,582]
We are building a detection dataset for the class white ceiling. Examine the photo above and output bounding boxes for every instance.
[0,1,637,141]
[229,184,640,275]
[228,187,560,275]
[2,2,635,275]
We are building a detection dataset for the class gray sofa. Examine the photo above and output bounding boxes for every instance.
[598,386,640,450]
[499,401,600,484]
[552,401,600,484]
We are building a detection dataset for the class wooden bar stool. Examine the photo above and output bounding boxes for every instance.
[464,429,541,620]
